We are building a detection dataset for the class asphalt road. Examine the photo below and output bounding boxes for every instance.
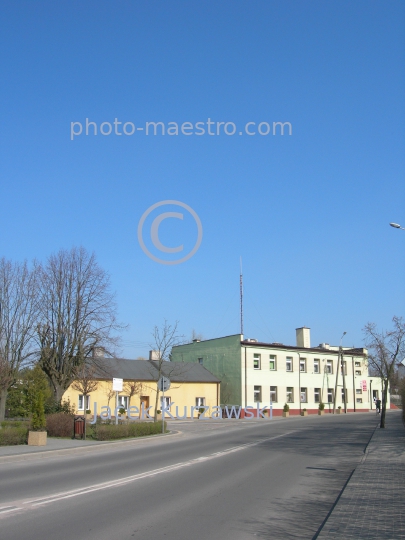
[0,414,378,540]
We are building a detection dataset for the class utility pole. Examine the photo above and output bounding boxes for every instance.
[333,332,346,413]
[342,350,347,413]
[240,257,243,336]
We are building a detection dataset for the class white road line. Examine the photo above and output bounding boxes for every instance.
[2,430,296,515]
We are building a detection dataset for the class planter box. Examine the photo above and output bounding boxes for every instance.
[336,409,342,414]
[282,411,289,417]
[301,411,308,416]
[318,410,325,415]
[156,413,162,421]
[28,431,47,446]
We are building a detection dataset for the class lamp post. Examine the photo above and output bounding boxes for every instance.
[389,222,405,230]
[297,352,302,414]
[333,332,347,413]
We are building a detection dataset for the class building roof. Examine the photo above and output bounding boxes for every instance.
[240,340,367,356]
[94,358,220,383]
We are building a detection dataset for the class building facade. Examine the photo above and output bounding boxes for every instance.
[63,358,221,419]
[171,328,387,416]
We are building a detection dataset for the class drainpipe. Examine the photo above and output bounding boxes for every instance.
[244,346,247,409]
[342,351,347,414]
[352,356,356,412]
[297,352,301,414]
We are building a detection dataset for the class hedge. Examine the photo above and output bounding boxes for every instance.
[46,413,74,437]
[89,421,167,441]
[0,426,29,446]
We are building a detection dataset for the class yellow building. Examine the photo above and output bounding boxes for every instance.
[63,358,221,419]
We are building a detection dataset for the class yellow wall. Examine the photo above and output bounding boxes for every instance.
[62,379,220,419]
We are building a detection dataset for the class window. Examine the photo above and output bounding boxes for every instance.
[341,389,347,403]
[355,361,361,367]
[300,388,307,403]
[314,359,320,374]
[269,355,277,370]
[326,361,333,374]
[286,387,294,403]
[355,370,361,376]
[253,354,261,370]
[118,396,129,409]
[356,389,362,395]
[160,396,171,409]
[78,395,90,411]
[198,358,203,365]
[270,386,277,403]
[356,398,363,403]
[300,358,306,372]
[327,388,334,403]
[196,397,205,407]
[286,357,293,371]
[340,361,347,375]
[254,386,262,402]
[314,388,320,403]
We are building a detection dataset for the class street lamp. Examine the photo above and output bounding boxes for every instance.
[389,222,405,230]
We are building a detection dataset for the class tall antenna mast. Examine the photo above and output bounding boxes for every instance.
[240,257,243,336]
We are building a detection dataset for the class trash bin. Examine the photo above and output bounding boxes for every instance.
[73,416,85,440]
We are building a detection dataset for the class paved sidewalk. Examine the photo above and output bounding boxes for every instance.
[317,411,405,539]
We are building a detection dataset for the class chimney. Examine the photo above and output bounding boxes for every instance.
[92,347,106,358]
[149,350,160,360]
[296,327,311,348]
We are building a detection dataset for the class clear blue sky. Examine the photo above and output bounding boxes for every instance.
[1,1,404,357]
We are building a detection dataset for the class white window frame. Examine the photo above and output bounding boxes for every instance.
[160,396,171,409]
[253,385,262,402]
[269,355,277,371]
[314,359,320,374]
[195,397,205,407]
[118,396,129,409]
[286,387,294,403]
[270,386,277,403]
[300,359,306,373]
[286,357,293,372]
[314,388,320,403]
[326,361,333,374]
[327,388,334,403]
[300,387,307,403]
[78,395,90,411]
[253,354,261,370]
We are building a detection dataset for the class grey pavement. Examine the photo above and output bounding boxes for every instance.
[318,410,405,540]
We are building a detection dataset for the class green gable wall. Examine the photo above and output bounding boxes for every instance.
[171,335,242,406]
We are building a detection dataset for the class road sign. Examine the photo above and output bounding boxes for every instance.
[113,378,123,391]
[158,376,171,392]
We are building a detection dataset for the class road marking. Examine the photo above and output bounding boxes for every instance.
[1,430,296,516]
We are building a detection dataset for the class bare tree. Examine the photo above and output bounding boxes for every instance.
[363,316,405,428]
[124,381,143,408]
[36,247,124,403]
[149,320,185,421]
[71,363,99,438]
[0,259,39,421]
[104,382,116,407]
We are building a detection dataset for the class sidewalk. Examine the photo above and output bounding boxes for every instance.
[317,411,405,540]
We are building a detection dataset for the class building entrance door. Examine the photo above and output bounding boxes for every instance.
[140,396,149,416]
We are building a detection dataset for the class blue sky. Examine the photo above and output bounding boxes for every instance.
[1,1,404,357]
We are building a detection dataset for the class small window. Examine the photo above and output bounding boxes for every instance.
[198,358,203,365]
[196,397,205,407]
[355,362,361,367]
[327,388,334,403]
[286,387,294,403]
[356,389,362,394]
[326,361,333,374]
[300,359,306,373]
[314,360,320,374]
[78,395,90,411]
[356,398,363,403]
[269,355,277,370]
[253,354,261,370]
[254,385,262,402]
[270,386,277,403]
[160,396,171,409]
[118,396,129,409]
[355,370,361,376]
[286,357,293,372]
[340,361,347,375]
[341,389,347,403]
[314,388,320,403]
[300,387,307,403]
